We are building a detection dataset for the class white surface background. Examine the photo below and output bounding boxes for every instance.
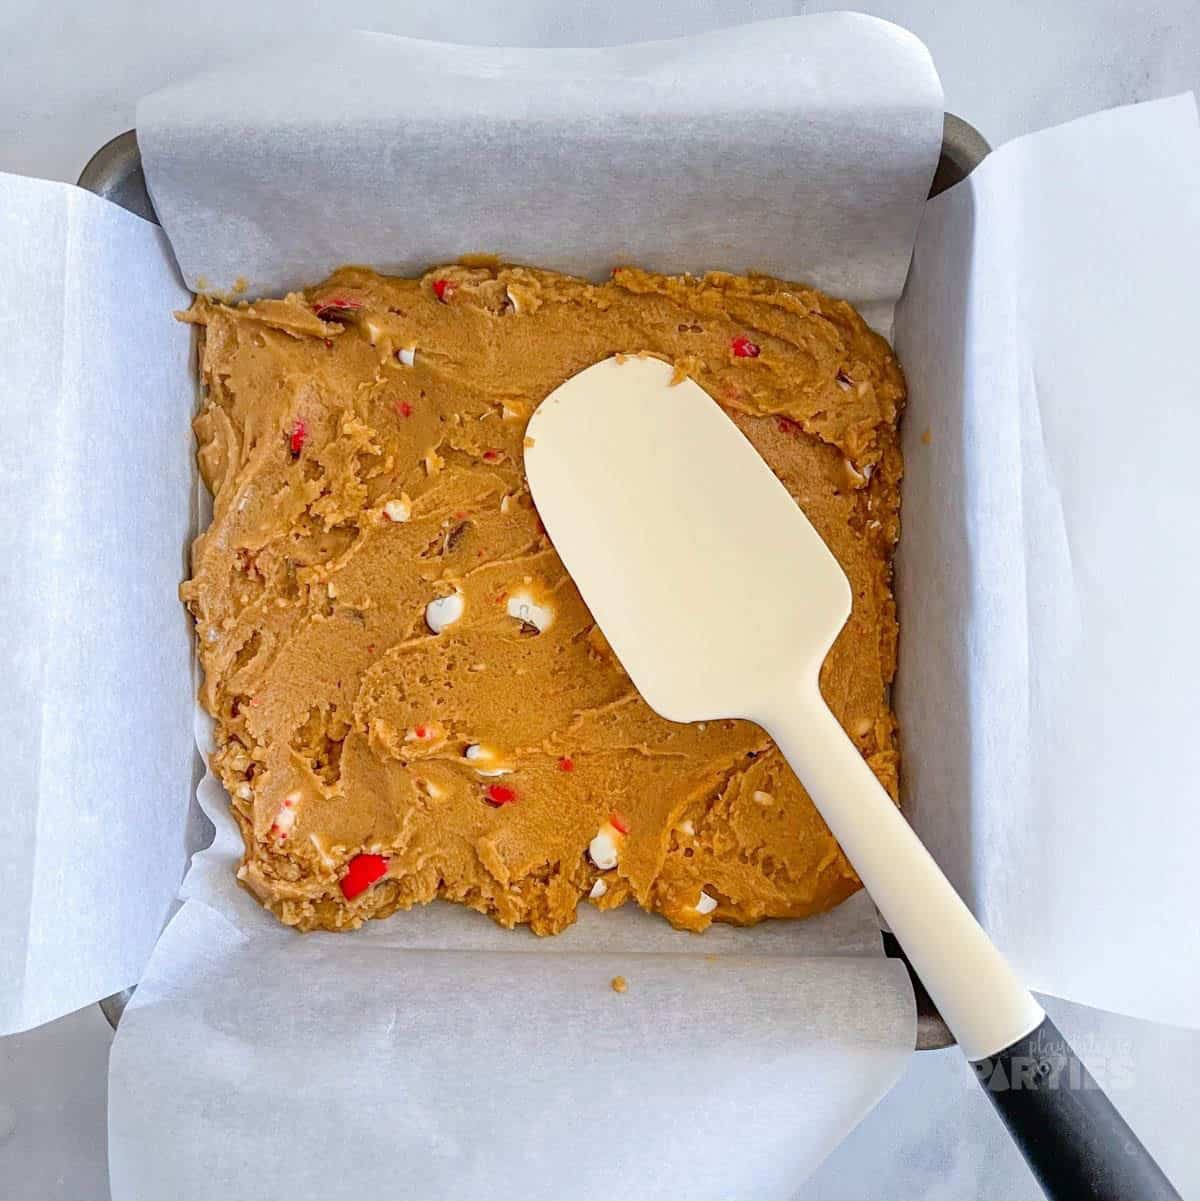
[2,2,1199,1199]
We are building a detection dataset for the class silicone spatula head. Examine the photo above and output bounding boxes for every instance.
[523,354,851,722]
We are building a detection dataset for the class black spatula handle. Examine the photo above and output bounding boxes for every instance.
[972,1015,1179,1200]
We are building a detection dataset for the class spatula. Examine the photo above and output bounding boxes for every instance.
[524,354,1178,1201]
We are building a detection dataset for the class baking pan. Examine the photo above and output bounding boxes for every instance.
[81,115,991,1048]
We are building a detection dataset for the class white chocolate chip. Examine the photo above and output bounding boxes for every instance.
[308,832,338,869]
[383,495,412,523]
[589,828,620,871]
[678,820,695,836]
[499,493,513,514]
[364,317,384,345]
[234,782,253,801]
[589,878,608,899]
[696,890,718,915]
[327,581,338,598]
[415,777,444,800]
[464,743,512,776]
[397,346,416,367]
[753,789,773,806]
[506,588,554,633]
[425,591,464,634]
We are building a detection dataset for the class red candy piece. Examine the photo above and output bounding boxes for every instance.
[288,418,307,455]
[609,810,631,835]
[482,449,502,462]
[484,784,518,807]
[313,296,365,320]
[395,399,413,418]
[340,853,388,900]
[432,278,454,302]
[731,335,760,358]
[558,756,575,773]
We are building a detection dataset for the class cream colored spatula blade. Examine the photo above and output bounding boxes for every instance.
[525,354,1044,1063]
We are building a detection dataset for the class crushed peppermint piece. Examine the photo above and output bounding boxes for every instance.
[696,890,718,915]
[484,783,518,807]
[425,590,464,634]
[558,756,575,773]
[288,418,307,456]
[432,278,454,302]
[589,827,620,870]
[383,495,412,523]
[481,449,503,463]
[731,335,760,358]
[340,852,389,900]
[609,810,631,836]
[313,296,364,320]
[397,346,416,367]
[397,399,414,418]
[505,588,554,633]
[589,877,608,899]
[269,792,300,841]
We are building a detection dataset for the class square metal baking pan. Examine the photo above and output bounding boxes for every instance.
[80,116,991,1049]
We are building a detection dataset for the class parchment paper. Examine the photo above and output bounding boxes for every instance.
[894,94,1200,1030]
[134,15,944,317]
[0,174,195,1035]
[103,17,941,1197]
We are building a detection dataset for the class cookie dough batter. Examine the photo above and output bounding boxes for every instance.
[180,263,904,935]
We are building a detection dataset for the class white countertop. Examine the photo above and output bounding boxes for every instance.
[2,2,1198,1198]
